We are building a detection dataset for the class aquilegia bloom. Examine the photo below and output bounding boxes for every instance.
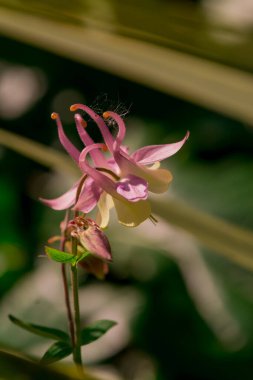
[40,104,189,227]
[70,104,189,195]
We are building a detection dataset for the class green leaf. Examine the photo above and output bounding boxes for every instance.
[9,315,70,342]
[75,251,91,264]
[81,320,117,346]
[45,246,75,264]
[45,246,91,266]
[41,341,72,365]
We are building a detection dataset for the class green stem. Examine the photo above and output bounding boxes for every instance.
[60,211,75,348]
[71,237,83,368]
[61,263,75,347]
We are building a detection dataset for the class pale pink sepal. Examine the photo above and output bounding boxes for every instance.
[131,131,190,165]
[39,182,78,210]
[74,177,103,213]
[114,149,173,194]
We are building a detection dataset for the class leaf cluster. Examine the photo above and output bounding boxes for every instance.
[9,315,117,364]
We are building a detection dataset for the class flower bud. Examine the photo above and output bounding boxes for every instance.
[67,216,112,279]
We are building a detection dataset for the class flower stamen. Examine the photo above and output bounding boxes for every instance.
[149,214,158,225]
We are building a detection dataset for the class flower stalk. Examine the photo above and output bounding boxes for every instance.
[61,263,75,347]
[59,211,75,348]
[71,236,83,368]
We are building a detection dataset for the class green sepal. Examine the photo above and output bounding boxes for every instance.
[41,341,72,365]
[9,315,70,342]
[81,320,117,346]
[45,246,75,264]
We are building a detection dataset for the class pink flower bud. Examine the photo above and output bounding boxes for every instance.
[67,216,112,279]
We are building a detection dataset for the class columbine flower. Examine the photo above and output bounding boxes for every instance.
[41,104,189,228]
[70,104,189,195]
[40,110,151,227]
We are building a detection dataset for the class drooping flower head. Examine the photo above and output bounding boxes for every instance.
[40,104,189,228]
[66,216,112,279]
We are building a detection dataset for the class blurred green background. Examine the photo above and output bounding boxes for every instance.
[0,0,253,379]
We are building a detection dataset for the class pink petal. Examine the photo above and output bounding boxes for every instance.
[79,144,120,197]
[74,114,108,168]
[79,144,150,205]
[74,177,103,213]
[103,111,126,150]
[116,175,148,202]
[106,157,120,176]
[71,104,115,152]
[120,145,130,154]
[39,182,78,210]
[114,150,173,193]
[52,113,80,163]
[131,131,190,165]
[74,113,94,146]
